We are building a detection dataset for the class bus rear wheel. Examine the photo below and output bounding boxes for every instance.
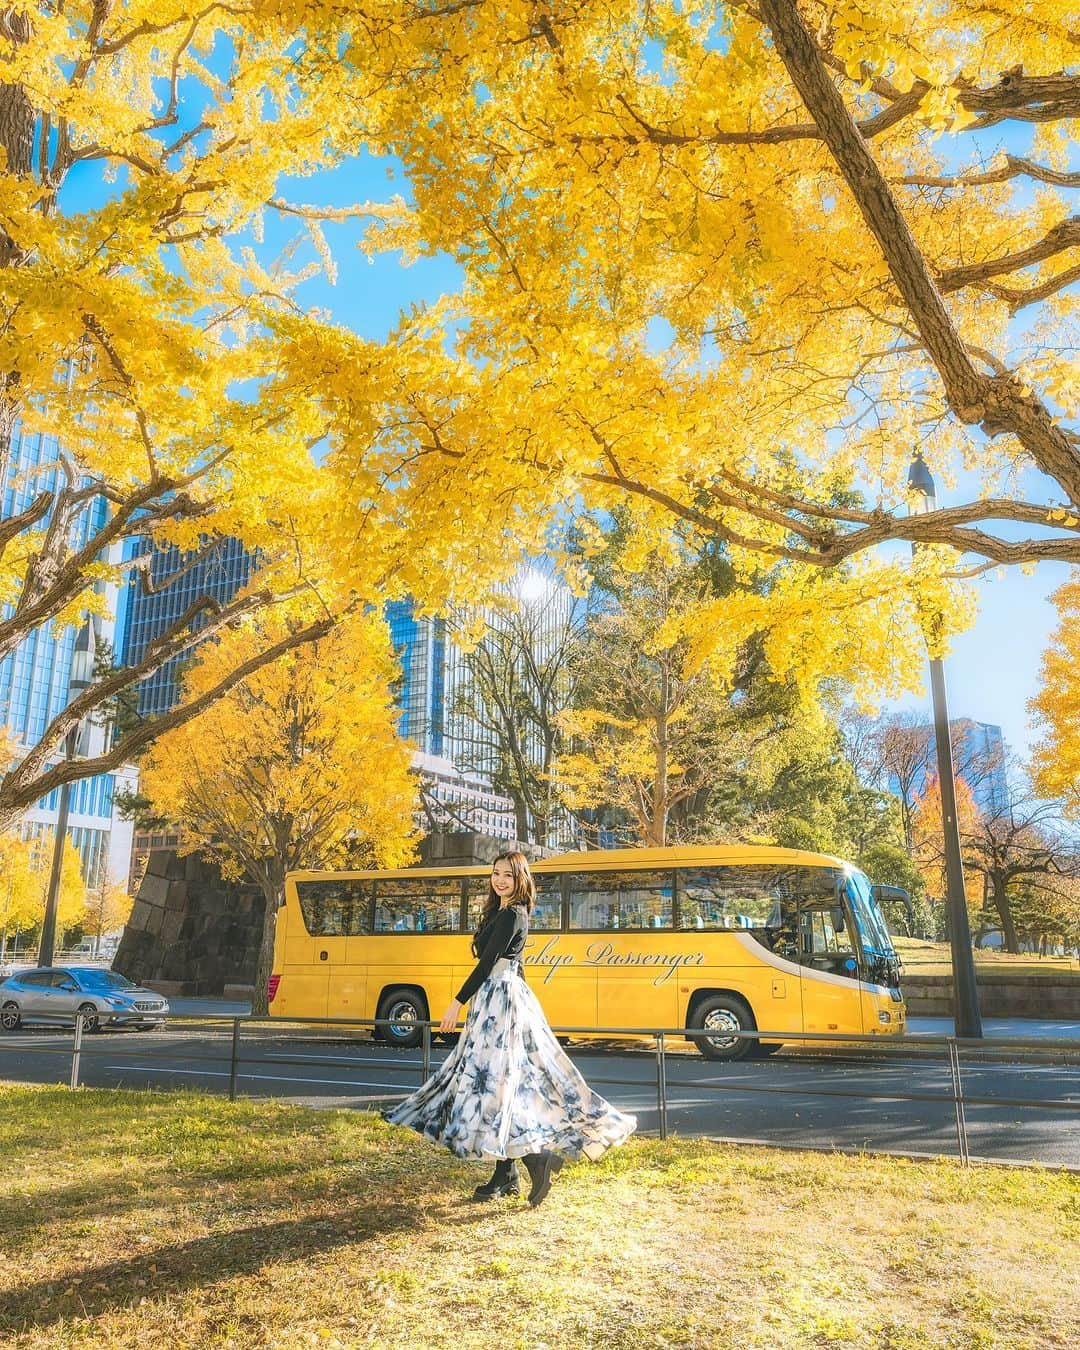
[689,995,756,1062]
[376,989,428,1050]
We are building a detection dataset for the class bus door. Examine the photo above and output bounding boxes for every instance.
[792,874,865,1037]
[526,869,599,1026]
[279,881,332,1019]
[516,874,584,1032]
[320,879,370,1023]
[681,866,805,1041]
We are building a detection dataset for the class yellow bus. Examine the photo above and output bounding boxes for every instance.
[269,845,906,1059]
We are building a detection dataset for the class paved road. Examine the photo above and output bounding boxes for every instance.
[2,1018,1077,1168]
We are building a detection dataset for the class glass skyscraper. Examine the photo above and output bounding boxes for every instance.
[0,421,135,885]
[386,600,447,757]
[389,575,578,845]
[895,717,1010,818]
[121,537,257,715]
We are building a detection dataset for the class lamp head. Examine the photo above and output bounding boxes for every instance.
[907,453,936,512]
[68,616,98,693]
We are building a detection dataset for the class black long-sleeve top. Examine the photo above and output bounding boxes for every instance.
[455,903,528,1005]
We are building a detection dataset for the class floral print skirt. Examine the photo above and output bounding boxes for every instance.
[383,959,637,1161]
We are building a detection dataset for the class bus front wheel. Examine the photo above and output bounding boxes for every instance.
[689,995,756,1062]
[376,988,428,1050]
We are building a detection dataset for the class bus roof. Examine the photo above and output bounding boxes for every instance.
[287,843,852,883]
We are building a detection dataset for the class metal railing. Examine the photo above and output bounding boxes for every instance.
[4,1012,1079,1169]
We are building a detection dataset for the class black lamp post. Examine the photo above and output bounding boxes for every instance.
[907,454,983,1038]
[37,618,96,968]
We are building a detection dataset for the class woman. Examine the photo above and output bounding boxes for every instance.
[383,850,636,1206]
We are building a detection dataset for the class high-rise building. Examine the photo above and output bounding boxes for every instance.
[386,600,447,758]
[386,598,517,838]
[948,719,1009,817]
[0,421,136,887]
[121,537,257,715]
[390,573,578,846]
[899,717,1009,818]
[118,536,257,886]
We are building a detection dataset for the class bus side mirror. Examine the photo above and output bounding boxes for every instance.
[871,884,914,931]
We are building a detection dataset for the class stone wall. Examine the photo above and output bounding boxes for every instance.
[113,850,264,997]
[418,831,553,866]
[904,972,1080,1018]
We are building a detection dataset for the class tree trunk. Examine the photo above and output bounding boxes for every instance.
[251,883,282,1016]
[988,873,1020,953]
[513,793,530,844]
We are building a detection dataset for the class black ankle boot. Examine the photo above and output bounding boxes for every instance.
[471,1158,520,1201]
[522,1151,564,1207]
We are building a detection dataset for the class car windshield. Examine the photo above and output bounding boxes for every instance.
[70,969,135,991]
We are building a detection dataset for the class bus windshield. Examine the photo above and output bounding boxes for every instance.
[845,870,901,988]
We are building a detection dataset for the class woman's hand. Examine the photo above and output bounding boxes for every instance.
[439,999,462,1033]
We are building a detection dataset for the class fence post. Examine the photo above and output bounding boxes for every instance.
[69,1013,83,1090]
[655,1032,668,1140]
[946,1038,970,1165]
[421,1021,431,1084]
[228,1018,241,1102]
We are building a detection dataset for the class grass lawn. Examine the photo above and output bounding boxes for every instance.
[893,937,1080,979]
[1,1086,1077,1349]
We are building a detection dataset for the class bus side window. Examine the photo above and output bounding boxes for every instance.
[373,878,462,932]
[679,867,801,932]
[532,874,563,930]
[295,880,371,935]
[569,871,673,930]
[468,874,564,931]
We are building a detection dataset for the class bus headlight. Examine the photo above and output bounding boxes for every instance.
[878,1010,892,1024]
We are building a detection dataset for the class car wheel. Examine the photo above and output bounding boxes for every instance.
[376,989,427,1049]
[77,1002,101,1034]
[688,994,756,1062]
[0,1001,20,1031]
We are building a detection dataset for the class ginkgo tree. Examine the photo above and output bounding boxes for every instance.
[136,608,418,1013]
[317,0,1080,693]
[1030,575,1080,818]
[0,2,526,834]
[0,827,85,955]
[5,0,1079,842]
[910,772,983,935]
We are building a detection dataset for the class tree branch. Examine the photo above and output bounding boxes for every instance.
[898,154,1080,190]
[937,216,1080,295]
[756,0,1080,510]
[0,609,337,822]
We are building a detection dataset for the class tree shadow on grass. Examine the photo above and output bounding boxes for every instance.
[0,1156,389,1246]
[0,1193,465,1335]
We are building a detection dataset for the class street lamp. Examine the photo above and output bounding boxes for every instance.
[37,617,97,968]
[907,454,983,1038]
